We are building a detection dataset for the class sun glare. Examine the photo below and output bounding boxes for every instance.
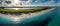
[13,8,20,10]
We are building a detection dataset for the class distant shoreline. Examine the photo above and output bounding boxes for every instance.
[0,7,52,14]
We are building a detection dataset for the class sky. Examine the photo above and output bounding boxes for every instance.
[0,0,60,7]
[19,0,60,6]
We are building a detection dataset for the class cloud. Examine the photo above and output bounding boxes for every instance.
[0,0,59,7]
[35,0,40,2]
[25,0,32,4]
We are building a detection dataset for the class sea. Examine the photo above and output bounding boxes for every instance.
[0,7,60,26]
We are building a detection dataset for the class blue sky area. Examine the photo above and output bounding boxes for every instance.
[33,0,59,6]
[20,0,59,3]
[20,0,59,6]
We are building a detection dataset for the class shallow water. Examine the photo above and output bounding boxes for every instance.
[0,8,57,26]
[48,7,60,26]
